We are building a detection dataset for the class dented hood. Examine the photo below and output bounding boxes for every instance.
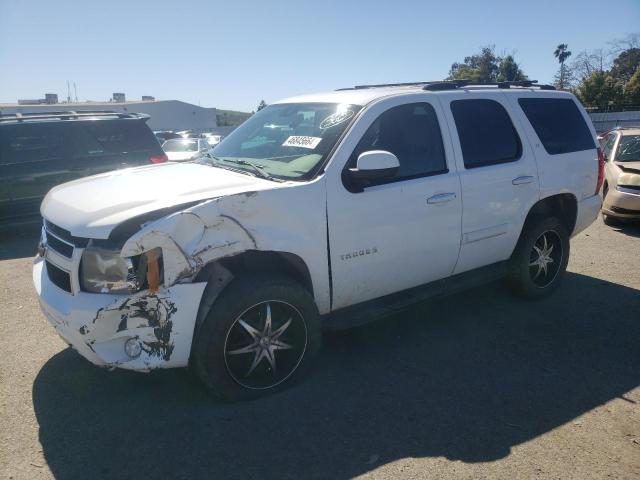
[41,162,273,239]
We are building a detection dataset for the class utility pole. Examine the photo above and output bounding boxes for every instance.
[73,82,78,102]
[66,81,71,103]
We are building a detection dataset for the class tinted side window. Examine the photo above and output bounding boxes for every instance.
[349,102,447,183]
[518,98,595,155]
[73,120,156,156]
[451,99,522,168]
[0,123,73,165]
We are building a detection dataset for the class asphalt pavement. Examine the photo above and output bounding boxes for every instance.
[1,217,639,479]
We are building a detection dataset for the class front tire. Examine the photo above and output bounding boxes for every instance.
[191,274,321,401]
[509,217,570,299]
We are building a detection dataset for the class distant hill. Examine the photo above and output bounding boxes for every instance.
[217,109,251,127]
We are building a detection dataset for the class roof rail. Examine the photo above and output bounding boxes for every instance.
[0,110,149,123]
[423,79,555,91]
[336,79,555,92]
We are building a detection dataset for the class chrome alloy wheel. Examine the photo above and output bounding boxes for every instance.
[224,301,307,390]
[528,230,563,288]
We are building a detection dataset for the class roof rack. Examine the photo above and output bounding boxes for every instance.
[0,110,149,123]
[336,79,555,91]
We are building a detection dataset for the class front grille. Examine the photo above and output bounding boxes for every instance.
[611,206,640,215]
[44,220,89,248]
[618,184,640,191]
[46,233,74,258]
[45,260,72,292]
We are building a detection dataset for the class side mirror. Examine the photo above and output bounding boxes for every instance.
[348,150,399,190]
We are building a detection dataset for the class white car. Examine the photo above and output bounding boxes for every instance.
[162,138,211,161]
[34,80,602,401]
[204,134,223,146]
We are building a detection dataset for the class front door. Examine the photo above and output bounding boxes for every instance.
[327,97,462,310]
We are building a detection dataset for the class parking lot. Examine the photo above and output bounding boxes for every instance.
[0,217,639,480]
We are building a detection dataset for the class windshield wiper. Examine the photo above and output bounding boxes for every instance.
[220,158,282,182]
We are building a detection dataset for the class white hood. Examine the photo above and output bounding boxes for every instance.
[41,162,273,239]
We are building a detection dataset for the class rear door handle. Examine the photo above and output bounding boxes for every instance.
[427,192,457,205]
[512,175,535,185]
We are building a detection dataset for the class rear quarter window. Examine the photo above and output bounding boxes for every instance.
[518,98,595,155]
[73,120,158,156]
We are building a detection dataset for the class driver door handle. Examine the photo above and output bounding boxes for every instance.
[427,192,456,205]
[512,175,535,185]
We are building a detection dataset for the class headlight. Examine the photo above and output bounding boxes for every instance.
[80,243,162,294]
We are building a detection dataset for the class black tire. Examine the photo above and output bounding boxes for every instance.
[191,273,321,401]
[508,216,570,300]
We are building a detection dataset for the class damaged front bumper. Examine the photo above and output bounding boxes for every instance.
[33,256,206,371]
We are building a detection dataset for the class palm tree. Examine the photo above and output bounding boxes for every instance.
[554,43,572,89]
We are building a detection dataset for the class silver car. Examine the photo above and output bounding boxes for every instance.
[600,127,640,224]
[162,138,211,162]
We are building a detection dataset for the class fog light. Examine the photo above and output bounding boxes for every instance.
[124,338,142,359]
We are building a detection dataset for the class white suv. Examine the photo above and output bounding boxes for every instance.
[34,80,603,400]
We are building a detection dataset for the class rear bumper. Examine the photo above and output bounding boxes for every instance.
[573,194,602,236]
[602,186,640,219]
[33,256,206,370]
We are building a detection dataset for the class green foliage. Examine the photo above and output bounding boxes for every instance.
[553,43,572,90]
[624,68,640,105]
[217,109,251,127]
[610,48,640,82]
[497,55,527,82]
[448,46,527,83]
[576,71,624,108]
[257,100,267,111]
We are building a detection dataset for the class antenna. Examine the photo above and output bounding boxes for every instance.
[73,82,78,102]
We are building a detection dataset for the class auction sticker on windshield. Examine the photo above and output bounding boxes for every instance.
[282,136,322,149]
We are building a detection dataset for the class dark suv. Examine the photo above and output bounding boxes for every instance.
[0,111,167,222]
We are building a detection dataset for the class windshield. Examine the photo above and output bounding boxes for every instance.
[163,139,198,152]
[616,135,640,162]
[212,103,362,180]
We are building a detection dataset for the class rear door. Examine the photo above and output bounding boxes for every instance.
[441,93,540,274]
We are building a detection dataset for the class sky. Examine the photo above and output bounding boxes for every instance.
[1,0,639,112]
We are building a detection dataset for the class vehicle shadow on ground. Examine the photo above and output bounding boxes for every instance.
[608,220,640,238]
[33,272,640,480]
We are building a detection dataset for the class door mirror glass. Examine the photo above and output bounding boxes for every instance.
[348,150,399,189]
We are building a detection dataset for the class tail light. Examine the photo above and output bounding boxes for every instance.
[149,154,168,164]
[595,148,605,194]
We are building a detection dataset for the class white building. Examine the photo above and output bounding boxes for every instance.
[0,99,220,132]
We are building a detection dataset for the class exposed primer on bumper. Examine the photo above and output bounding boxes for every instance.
[34,257,206,370]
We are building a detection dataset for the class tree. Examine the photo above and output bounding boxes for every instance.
[496,55,527,82]
[576,71,624,109]
[554,43,572,90]
[624,68,640,106]
[257,100,267,111]
[448,46,527,83]
[609,48,640,82]
[570,49,609,82]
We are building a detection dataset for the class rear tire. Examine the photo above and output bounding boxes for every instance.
[508,216,570,300]
[191,273,321,401]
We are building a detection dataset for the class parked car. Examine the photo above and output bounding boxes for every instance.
[204,133,223,146]
[154,130,181,144]
[162,138,211,161]
[0,111,166,223]
[34,80,602,401]
[599,127,640,224]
